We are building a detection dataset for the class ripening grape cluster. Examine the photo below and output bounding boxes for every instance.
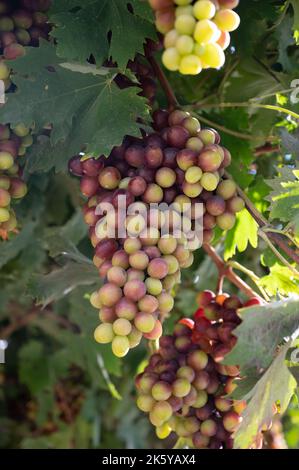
[135,311,246,448]
[0,0,51,234]
[69,108,244,358]
[149,0,240,75]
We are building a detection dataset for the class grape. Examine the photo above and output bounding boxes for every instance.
[113,318,132,336]
[217,30,230,50]
[182,117,201,135]
[152,401,173,422]
[198,148,223,171]
[167,126,190,148]
[182,181,203,198]
[158,292,174,312]
[164,29,179,48]
[201,419,217,437]
[148,258,169,279]
[199,43,225,68]
[136,394,155,413]
[124,279,146,302]
[0,188,10,207]
[145,277,163,296]
[186,137,204,152]
[193,19,220,44]
[98,167,121,190]
[156,9,175,35]
[214,9,240,32]
[173,378,191,397]
[128,176,147,196]
[176,35,194,55]
[156,423,172,439]
[200,172,219,191]
[129,251,149,270]
[149,0,173,9]
[98,283,123,307]
[143,183,163,203]
[152,381,172,400]
[226,196,245,213]
[176,149,197,171]
[155,167,176,188]
[0,151,14,170]
[145,146,164,168]
[115,298,138,320]
[94,323,115,344]
[193,1,216,20]
[158,236,177,255]
[216,212,236,230]
[138,295,159,314]
[162,47,180,71]
[179,54,202,75]
[134,312,156,333]
[174,0,193,5]
[0,60,10,80]
[223,411,241,432]
[0,207,10,222]
[112,336,130,357]
[107,266,127,287]
[185,166,203,184]
[216,179,237,199]
[125,145,144,168]
[175,14,196,35]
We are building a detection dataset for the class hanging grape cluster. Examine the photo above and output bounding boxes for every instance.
[135,291,263,448]
[149,0,240,75]
[69,105,244,358]
[0,0,51,234]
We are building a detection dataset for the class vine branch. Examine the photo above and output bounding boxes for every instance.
[203,244,264,301]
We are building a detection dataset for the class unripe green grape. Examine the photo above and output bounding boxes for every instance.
[198,129,216,145]
[0,176,10,190]
[193,390,209,409]
[152,401,173,423]
[112,250,130,269]
[155,167,176,188]
[176,35,194,55]
[119,177,131,189]
[136,394,155,413]
[216,212,236,230]
[128,327,143,348]
[174,0,193,5]
[157,292,174,313]
[156,423,172,440]
[200,43,225,69]
[201,419,217,437]
[144,319,163,340]
[0,151,14,170]
[214,396,232,412]
[182,116,201,135]
[198,148,223,172]
[0,16,14,32]
[152,381,172,401]
[0,207,10,222]
[175,14,196,35]
[182,181,203,198]
[194,19,220,44]
[1,212,17,231]
[13,123,30,137]
[18,145,27,157]
[145,277,163,296]
[94,323,114,344]
[175,5,193,16]
[200,172,219,191]
[22,134,34,147]
[216,179,237,199]
[185,417,201,434]
[158,236,177,255]
[99,166,121,189]
[179,54,202,75]
[177,149,197,170]
[226,196,245,213]
[112,336,130,357]
[223,410,241,432]
[173,378,191,397]
[143,183,164,203]
[0,60,10,80]
[162,274,176,290]
[163,255,179,275]
[173,194,191,212]
[98,283,123,307]
[193,371,210,390]
[193,1,216,20]
[187,350,208,370]
[124,237,142,255]
[186,137,204,152]
[180,252,194,268]
[0,188,11,207]
[139,373,158,394]
[185,166,203,184]
[162,47,180,71]
[90,291,102,309]
[177,366,195,381]
[174,245,190,264]
[134,312,156,333]
[214,9,240,32]
[164,29,179,48]
[113,318,132,336]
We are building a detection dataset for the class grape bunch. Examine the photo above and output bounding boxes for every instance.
[0,0,51,235]
[149,0,240,75]
[135,318,245,448]
[192,290,262,362]
[69,108,244,357]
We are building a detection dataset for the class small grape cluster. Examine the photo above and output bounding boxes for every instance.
[149,0,240,75]
[69,108,244,357]
[0,0,51,235]
[135,318,245,449]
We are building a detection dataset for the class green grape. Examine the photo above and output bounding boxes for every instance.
[199,43,225,68]
[175,35,194,55]
[94,323,115,344]
[134,312,156,333]
[193,1,216,20]
[156,423,172,439]
[172,378,191,397]
[200,172,219,191]
[214,9,240,32]
[113,318,132,336]
[193,19,220,44]
[162,47,180,71]
[136,394,155,412]
[164,29,179,48]
[216,212,236,230]
[151,401,173,423]
[179,54,202,75]
[0,207,10,223]
[175,14,196,35]
[111,336,130,357]
[185,166,203,184]
[145,277,163,296]
[152,381,172,401]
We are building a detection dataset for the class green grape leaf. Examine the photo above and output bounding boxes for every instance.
[223,297,299,373]
[224,209,258,260]
[266,165,299,235]
[259,264,299,296]
[27,262,99,307]
[233,342,296,449]
[50,0,156,68]
[19,341,50,394]
[0,222,36,269]
[281,129,299,157]
[0,42,149,170]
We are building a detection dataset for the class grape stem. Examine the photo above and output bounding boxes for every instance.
[224,171,299,266]
[145,47,178,110]
[203,244,264,301]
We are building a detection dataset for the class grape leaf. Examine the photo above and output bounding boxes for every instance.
[233,342,296,449]
[50,0,156,68]
[280,128,299,158]
[266,165,299,234]
[19,341,50,394]
[224,298,299,373]
[259,264,299,296]
[27,262,99,307]
[0,42,149,169]
[0,222,36,269]
[224,209,258,260]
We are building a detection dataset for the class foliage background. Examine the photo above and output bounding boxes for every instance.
[1,0,299,449]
